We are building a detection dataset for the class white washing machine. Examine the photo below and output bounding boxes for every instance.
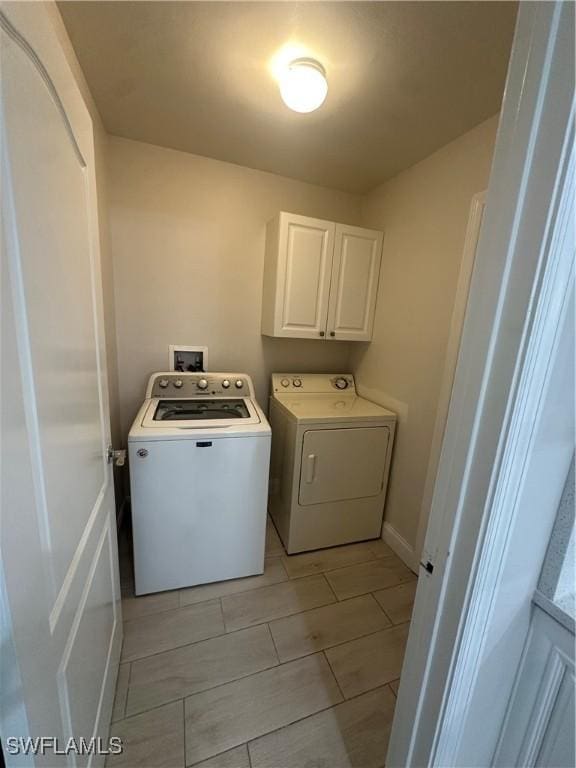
[269,373,396,554]
[129,372,271,595]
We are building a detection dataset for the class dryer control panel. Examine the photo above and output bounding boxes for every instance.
[271,373,356,394]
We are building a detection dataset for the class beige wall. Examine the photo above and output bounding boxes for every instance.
[54,0,499,535]
[50,2,499,543]
[351,115,499,555]
[107,137,362,435]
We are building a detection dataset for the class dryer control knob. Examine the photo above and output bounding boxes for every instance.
[197,378,209,390]
[222,379,231,389]
[159,378,169,388]
[173,379,184,388]
[280,378,290,388]
[292,378,302,388]
[235,379,244,389]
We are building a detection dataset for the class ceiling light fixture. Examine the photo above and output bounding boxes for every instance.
[279,58,328,113]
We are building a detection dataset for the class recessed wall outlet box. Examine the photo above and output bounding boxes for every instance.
[169,345,208,372]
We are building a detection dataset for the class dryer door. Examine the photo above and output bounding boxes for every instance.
[299,426,390,506]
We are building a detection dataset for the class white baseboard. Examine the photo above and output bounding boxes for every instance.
[382,521,419,574]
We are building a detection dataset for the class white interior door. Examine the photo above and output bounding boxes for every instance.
[326,224,383,341]
[494,604,575,767]
[279,213,334,338]
[0,4,121,764]
[387,2,575,765]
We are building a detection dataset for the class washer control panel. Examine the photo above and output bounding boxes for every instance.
[148,373,252,398]
[272,373,356,394]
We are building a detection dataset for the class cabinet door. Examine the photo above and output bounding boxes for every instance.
[277,213,335,338]
[327,224,383,341]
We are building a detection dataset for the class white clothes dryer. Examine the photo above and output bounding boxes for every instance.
[268,373,396,553]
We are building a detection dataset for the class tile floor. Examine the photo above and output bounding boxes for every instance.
[110,518,417,768]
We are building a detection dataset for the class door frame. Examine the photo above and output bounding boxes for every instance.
[414,189,486,564]
[388,2,575,765]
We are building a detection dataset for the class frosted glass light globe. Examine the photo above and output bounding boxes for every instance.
[279,59,328,113]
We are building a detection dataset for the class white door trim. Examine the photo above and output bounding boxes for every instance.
[387,2,575,765]
[434,161,574,767]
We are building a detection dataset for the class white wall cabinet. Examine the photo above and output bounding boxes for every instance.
[261,212,383,341]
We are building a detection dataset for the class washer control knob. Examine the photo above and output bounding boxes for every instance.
[292,378,302,388]
[280,378,290,388]
[235,379,244,389]
[222,379,231,389]
[197,378,209,390]
[334,377,349,390]
[173,378,184,388]
[159,378,169,388]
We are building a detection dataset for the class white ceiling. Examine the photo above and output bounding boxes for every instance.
[59,1,517,193]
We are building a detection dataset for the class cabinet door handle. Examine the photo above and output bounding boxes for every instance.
[330,331,336,337]
[319,330,325,337]
[305,454,317,483]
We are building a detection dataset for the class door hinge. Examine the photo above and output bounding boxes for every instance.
[107,446,126,467]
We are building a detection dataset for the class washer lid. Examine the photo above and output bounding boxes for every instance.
[153,398,250,421]
[140,397,261,429]
[274,394,396,423]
